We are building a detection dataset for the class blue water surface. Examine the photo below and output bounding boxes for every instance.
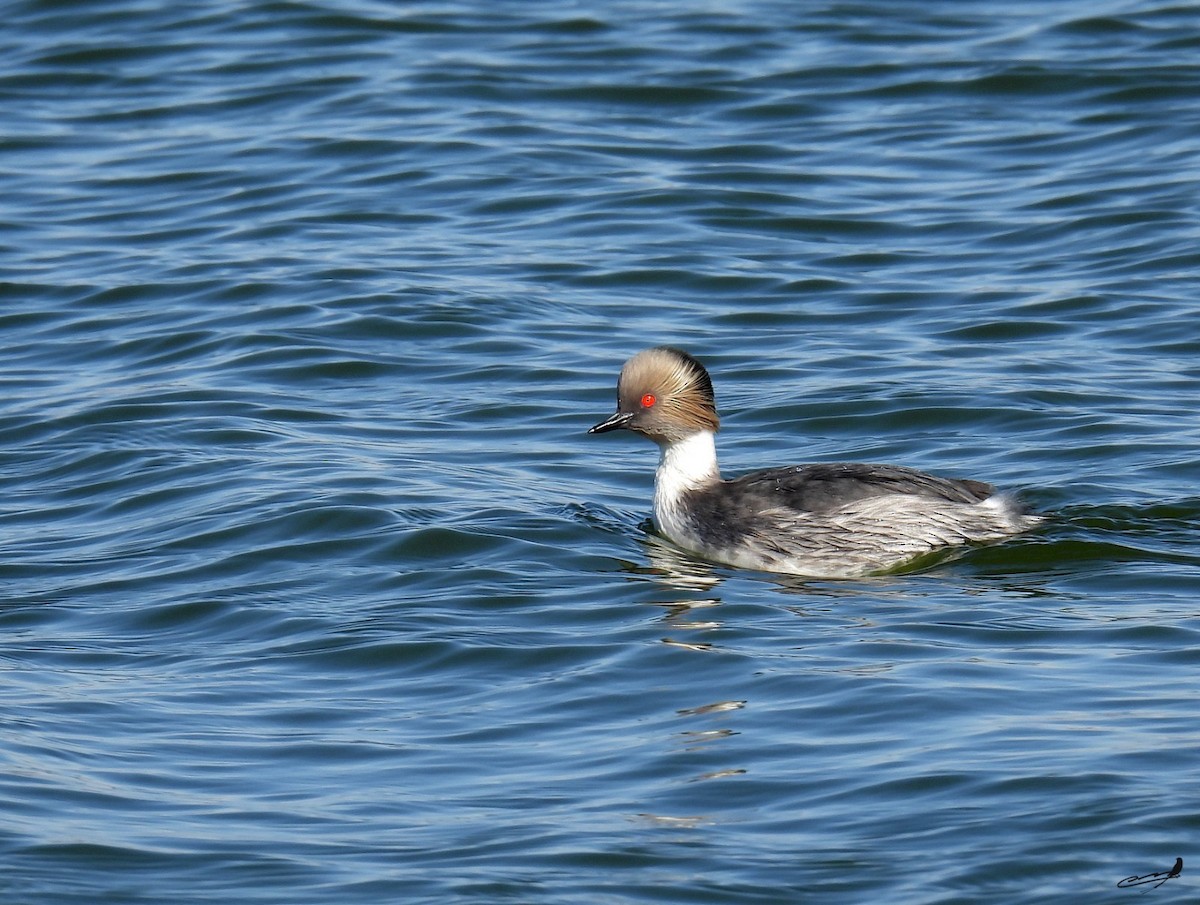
[1,1,1198,903]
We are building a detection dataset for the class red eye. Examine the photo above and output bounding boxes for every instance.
[641,393,656,408]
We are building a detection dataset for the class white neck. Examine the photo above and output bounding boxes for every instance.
[653,430,720,542]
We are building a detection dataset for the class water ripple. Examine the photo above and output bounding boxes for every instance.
[2,1,1199,903]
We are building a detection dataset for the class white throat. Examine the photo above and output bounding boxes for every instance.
[653,430,720,542]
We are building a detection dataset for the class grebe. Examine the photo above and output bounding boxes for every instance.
[589,346,1037,578]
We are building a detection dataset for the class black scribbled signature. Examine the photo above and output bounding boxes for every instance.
[1118,857,1182,890]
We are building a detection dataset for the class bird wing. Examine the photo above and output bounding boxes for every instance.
[725,462,995,513]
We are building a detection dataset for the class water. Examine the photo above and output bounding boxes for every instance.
[2,1,1199,902]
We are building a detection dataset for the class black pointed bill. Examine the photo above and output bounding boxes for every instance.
[588,410,634,434]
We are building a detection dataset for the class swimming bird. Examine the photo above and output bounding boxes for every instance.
[589,346,1038,577]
